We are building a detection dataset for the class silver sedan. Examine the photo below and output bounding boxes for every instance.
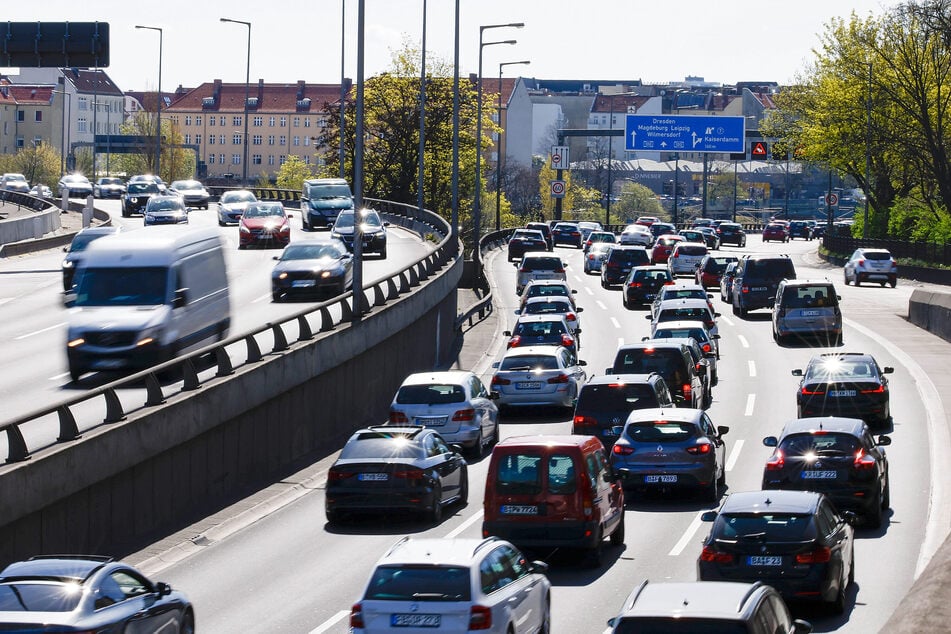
[490,345,587,410]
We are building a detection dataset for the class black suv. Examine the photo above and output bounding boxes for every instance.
[121,182,161,217]
[601,246,651,288]
[716,222,747,247]
[525,222,553,250]
[608,342,705,409]
[731,254,796,317]
[571,373,675,445]
[788,220,814,240]
[552,222,583,248]
[623,265,672,309]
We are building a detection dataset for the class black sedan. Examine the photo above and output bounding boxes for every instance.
[698,489,855,614]
[792,352,893,425]
[121,182,161,217]
[0,555,194,632]
[762,417,891,528]
[623,265,673,309]
[271,239,353,301]
[331,208,388,257]
[507,229,548,261]
[325,425,468,524]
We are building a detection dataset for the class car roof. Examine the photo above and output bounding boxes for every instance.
[780,278,834,287]
[720,489,822,514]
[779,416,867,437]
[1,555,113,581]
[75,226,121,237]
[378,537,499,567]
[657,298,712,309]
[516,314,569,324]
[496,434,601,449]
[662,283,706,291]
[520,251,559,259]
[524,295,572,304]
[617,341,687,352]
[625,407,702,423]
[620,581,769,619]
[400,370,475,386]
[586,373,660,386]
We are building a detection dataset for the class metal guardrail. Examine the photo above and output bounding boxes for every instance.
[0,189,55,212]
[824,234,951,267]
[454,228,514,331]
[0,199,455,464]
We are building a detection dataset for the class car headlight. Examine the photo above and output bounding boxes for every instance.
[62,260,74,269]
[135,327,164,347]
[239,225,251,233]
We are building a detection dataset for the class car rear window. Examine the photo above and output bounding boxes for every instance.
[0,582,83,612]
[340,434,423,459]
[780,285,837,308]
[703,258,735,273]
[804,357,877,381]
[778,433,859,457]
[744,258,796,279]
[576,383,660,411]
[676,245,707,256]
[494,453,543,494]
[499,354,559,371]
[658,307,710,322]
[863,251,892,260]
[625,420,696,443]
[524,300,571,315]
[634,269,670,281]
[613,619,747,634]
[613,349,684,377]
[654,327,707,342]
[396,384,466,405]
[715,513,816,541]
[660,289,706,302]
[513,320,566,337]
[364,565,472,601]
[527,284,570,298]
[610,249,649,265]
[522,257,562,271]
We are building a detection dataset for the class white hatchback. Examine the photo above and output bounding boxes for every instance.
[514,252,567,294]
[351,537,551,634]
[490,345,587,409]
[619,224,653,247]
[668,242,709,276]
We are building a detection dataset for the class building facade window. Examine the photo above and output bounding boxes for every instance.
[184,134,191,144]
[17,111,24,122]
[268,135,275,146]
[252,154,262,165]
[209,116,216,126]
[318,116,328,127]
[253,116,263,126]
[219,135,226,145]
[303,118,311,128]
[268,116,276,126]
[78,97,88,111]
[78,118,87,133]
[185,115,192,126]
[293,136,300,146]
[232,154,241,165]
[33,136,43,146]
[252,134,262,145]
[233,133,242,145]
[195,134,202,144]
[219,153,225,164]
[293,117,300,127]
[35,111,42,122]
[268,155,275,165]
[303,136,311,146]
[195,115,202,125]
[279,155,287,165]
[209,135,216,145]
[279,136,287,146]
[208,154,215,164]
[279,116,287,127]
[16,137,24,148]
[233,116,242,126]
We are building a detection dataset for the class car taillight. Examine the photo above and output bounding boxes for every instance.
[629,281,643,288]
[574,415,598,429]
[327,469,354,481]
[801,386,825,395]
[519,267,528,273]
[389,411,409,424]
[491,375,511,386]
[508,335,522,348]
[350,603,364,629]
[469,605,492,630]
[700,545,734,563]
[741,286,750,294]
[682,384,691,398]
[587,253,596,260]
[860,385,885,394]
[566,312,577,321]
[453,408,476,421]
[561,334,575,348]
[393,468,426,479]
[547,373,570,384]
[765,449,785,470]
[796,546,832,564]
[664,280,675,286]
[686,442,712,455]
[857,259,866,267]
[854,449,877,469]
[701,343,712,354]
[612,444,634,455]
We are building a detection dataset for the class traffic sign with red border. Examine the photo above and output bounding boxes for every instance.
[550,180,566,198]
[751,141,768,158]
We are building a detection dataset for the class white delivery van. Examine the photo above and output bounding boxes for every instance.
[65,226,231,381]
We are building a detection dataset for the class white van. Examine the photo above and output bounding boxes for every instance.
[65,226,231,381]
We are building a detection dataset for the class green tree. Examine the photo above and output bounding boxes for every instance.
[3,144,62,187]
[275,155,314,190]
[615,181,666,222]
[110,113,194,182]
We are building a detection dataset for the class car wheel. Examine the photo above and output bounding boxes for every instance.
[326,508,342,525]
[832,581,847,615]
[717,463,726,487]
[855,276,862,287]
[890,279,897,288]
[180,609,196,634]
[458,468,469,506]
[380,246,387,259]
[272,291,282,303]
[867,489,883,529]
[585,530,604,568]
[430,482,444,525]
[844,272,850,285]
[610,512,625,546]
[539,595,551,634]
[491,420,500,447]
[880,281,887,287]
[848,548,856,585]
[882,476,891,510]
[601,279,608,289]
[69,366,82,382]
[741,238,746,247]
[622,297,631,310]
[218,220,225,227]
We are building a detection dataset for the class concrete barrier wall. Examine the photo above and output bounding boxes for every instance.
[0,203,61,243]
[0,257,461,563]
[908,289,951,343]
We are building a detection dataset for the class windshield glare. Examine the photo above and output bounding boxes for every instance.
[74,267,168,306]
[282,244,344,260]
[306,184,351,199]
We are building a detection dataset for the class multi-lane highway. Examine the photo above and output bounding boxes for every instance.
[97,231,950,633]
[0,201,434,455]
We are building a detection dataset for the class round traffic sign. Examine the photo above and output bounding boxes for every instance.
[825,193,839,206]
[550,180,566,196]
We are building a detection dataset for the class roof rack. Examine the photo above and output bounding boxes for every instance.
[736,581,765,612]
[384,536,412,558]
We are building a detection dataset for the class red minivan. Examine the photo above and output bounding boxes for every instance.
[483,435,625,566]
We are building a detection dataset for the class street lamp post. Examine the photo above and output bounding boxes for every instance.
[495,59,530,230]
[220,18,251,184]
[52,89,71,176]
[451,0,460,255]
[92,100,113,175]
[135,25,163,178]
[474,22,522,247]
[418,0,427,214]
[340,1,347,179]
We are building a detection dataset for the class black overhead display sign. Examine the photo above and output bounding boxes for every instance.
[0,22,110,68]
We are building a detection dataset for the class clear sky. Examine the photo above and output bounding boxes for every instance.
[2,1,896,92]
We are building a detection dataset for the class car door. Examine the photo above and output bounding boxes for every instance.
[470,375,498,442]
[701,412,726,478]
[818,500,853,592]
[428,434,462,500]
[104,569,181,634]
[588,448,623,538]
[498,544,546,633]
[559,347,586,396]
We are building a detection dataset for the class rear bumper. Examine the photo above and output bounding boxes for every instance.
[483,519,602,550]
[699,562,835,603]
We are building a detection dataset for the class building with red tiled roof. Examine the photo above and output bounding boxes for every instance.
[163,79,345,180]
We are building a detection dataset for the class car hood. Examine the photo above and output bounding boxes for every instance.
[242,217,287,229]
[272,257,348,275]
[68,304,171,332]
[308,197,353,210]
[332,224,384,236]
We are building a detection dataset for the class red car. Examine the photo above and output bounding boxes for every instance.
[762,223,789,243]
[239,201,292,249]
[651,234,684,264]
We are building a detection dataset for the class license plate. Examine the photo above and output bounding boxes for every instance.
[516,381,542,390]
[292,280,316,287]
[501,505,538,515]
[644,475,677,483]
[802,310,820,316]
[91,359,126,369]
[644,294,655,300]
[392,613,440,628]
[358,473,389,481]
[752,286,768,291]
[801,470,837,479]
[747,556,782,566]
[416,416,448,426]
[829,390,856,397]
[603,428,619,438]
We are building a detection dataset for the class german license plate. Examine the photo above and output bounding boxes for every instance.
[292,280,315,287]
[358,473,389,481]
[416,416,448,426]
[752,286,768,291]
[801,470,837,479]
[644,475,677,483]
[829,390,856,397]
[748,556,782,566]
[516,381,542,390]
[392,613,440,627]
[802,310,820,316]
[501,505,538,515]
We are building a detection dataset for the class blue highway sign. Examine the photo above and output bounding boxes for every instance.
[625,114,745,153]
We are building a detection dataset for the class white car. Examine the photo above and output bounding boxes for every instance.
[1,173,30,193]
[217,189,258,225]
[351,536,551,634]
[387,370,499,459]
[514,251,567,295]
[619,224,653,247]
[518,279,577,312]
[650,283,715,318]
[519,295,583,334]
[667,241,708,277]
[490,344,587,409]
[648,297,720,337]
[843,248,898,287]
[584,241,612,274]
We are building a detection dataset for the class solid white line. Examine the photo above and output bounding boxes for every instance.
[669,512,705,556]
[748,360,756,377]
[738,334,750,348]
[726,439,745,472]
[309,610,350,634]
[618,337,624,348]
[14,322,66,340]
[719,315,734,327]
[610,317,621,329]
[744,394,755,416]
[252,292,272,304]
[596,300,607,310]
[444,509,484,539]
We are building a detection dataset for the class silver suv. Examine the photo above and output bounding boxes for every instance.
[607,580,811,634]
[351,536,551,634]
[771,279,842,345]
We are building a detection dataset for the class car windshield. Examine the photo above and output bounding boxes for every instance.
[73,267,168,306]
[613,618,748,634]
[64,175,88,184]
[306,183,351,199]
[513,320,566,337]
[281,244,345,260]
[805,357,876,381]
[340,433,422,459]
[100,178,122,185]
[589,232,616,243]
[0,582,84,612]
[68,232,113,252]
[625,421,696,442]
[127,183,157,194]
[173,181,202,190]
[334,211,382,229]
[577,383,659,410]
[524,300,571,315]
[499,354,559,371]
[244,204,285,218]
[396,384,466,405]
[221,191,256,203]
[364,565,471,602]
[715,513,815,541]
[779,433,859,457]
[148,199,184,211]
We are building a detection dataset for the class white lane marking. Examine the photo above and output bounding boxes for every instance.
[584,287,594,296]
[444,509,485,539]
[309,610,350,634]
[573,275,583,283]
[14,322,66,340]
[744,394,755,416]
[610,317,621,329]
[618,337,624,348]
[252,292,272,304]
[669,512,705,556]
[596,300,607,310]
[726,439,745,472]
[0,298,14,307]
[738,334,750,348]
[748,360,756,377]
[720,315,734,327]
[49,372,71,381]
[844,317,951,578]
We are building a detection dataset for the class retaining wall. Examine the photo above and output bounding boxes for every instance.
[908,289,951,344]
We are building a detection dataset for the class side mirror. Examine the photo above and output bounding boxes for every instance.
[714,312,722,318]
[841,510,859,526]
[273,255,281,261]
[792,619,813,634]
[383,221,391,227]
[605,367,613,374]
[576,307,584,313]
[836,295,842,300]
[717,425,730,435]
[62,246,68,253]
[514,309,521,315]
[883,366,894,374]
[644,315,651,320]
[489,391,500,400]
[700,511,718,522]
[712,334,721,340]
[450,443,466,455]
[529,560,549,575]
[512,262,519,267]
[763,436,778,447]
[63,290,77,308]
[491,361,500,369]
[287,213,294,218]
[173,288,189,309]
[155,582,172,597]
[502,331,512,337]
[641,336,649,342]
[877,435,892,446]
[578,359,588,366]
[791,369,803,376]
[571,289,578,294]
[707,293,714,299]
[575,328,582,334]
